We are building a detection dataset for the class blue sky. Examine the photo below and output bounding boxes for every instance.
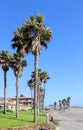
[0,0,83,107]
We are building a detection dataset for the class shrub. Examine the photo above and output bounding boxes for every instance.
[39,122,56,130]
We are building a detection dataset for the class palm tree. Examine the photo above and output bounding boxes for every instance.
[27,79,34,108]
[67,97,71,109]
[59,100,62,110]
[40,71,50,111]
[54,102,57,110]
[62,98,67,110]
[20,94,24,97]
[39,87,45,113]
[0,50,11,114]
[10,53,27,118]
[11,14,52,122]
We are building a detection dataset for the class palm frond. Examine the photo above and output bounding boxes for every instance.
[22,60,27,67]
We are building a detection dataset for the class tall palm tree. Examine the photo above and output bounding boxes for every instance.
[27,79,34,108]
[37,69,43,114]
[54,102,57,110]
[0,50,11,114]
[40,71,50,111]
[67,97,71,109]
[10,53,27,118]
[59,100,62,110]
[62,98,67,110]
[39,87,44,113]
[11,14,52,122]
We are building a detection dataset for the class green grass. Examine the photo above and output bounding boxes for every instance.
[0,109,46,128]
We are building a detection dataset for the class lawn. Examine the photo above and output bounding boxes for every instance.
[0,110,46,128]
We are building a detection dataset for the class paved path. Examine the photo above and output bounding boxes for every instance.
[49,108,83,130]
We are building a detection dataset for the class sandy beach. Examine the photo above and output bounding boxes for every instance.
[50,107,83,130]
[57,107,83,120]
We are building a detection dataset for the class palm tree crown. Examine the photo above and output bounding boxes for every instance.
[12,14,52,57]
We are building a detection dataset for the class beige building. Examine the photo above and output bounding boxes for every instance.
[0,97,32,111]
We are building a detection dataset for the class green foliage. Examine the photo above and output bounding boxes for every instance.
[7,109,14,113]
[0,110,46,128]
[12,14,52,56]
[0,109,4,113]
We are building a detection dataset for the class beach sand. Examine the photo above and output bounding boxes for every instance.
[50,107,83,130]
[59,107,83,121]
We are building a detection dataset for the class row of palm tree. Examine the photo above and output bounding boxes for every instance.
[0,14,52,122]
[27,69,50,114]
[58,97,71,110]
[0,51,27,117]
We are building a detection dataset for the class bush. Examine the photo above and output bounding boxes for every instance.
[7,109,13,113]
[39,122,56,130]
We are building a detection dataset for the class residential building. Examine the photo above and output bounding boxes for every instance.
[0,96,32,111]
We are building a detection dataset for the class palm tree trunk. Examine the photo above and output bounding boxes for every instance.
[3,70,7,114]
[31,88,33,108]
[16,75,19,118]
[37,86,40,115]
[42,84,46,113]
[34,48,39,123]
